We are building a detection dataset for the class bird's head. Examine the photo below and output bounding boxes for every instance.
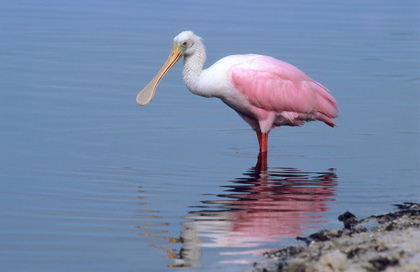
[136,31,202,106]
[173,31,202,56]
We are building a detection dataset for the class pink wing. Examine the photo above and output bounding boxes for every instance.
[231,56,338,127]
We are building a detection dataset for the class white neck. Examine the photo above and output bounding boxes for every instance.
[182,40,212,97]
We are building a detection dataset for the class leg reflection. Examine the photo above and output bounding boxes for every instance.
[137,160,338,268]
[255,151,268,172]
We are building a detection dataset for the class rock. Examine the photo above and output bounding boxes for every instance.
[338,211,359,229]
[252,202,420,272]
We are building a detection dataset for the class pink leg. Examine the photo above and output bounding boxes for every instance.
[256,131,268,153]
[256,151,268,171]
[261,133,268,153]
[256,130,262,149]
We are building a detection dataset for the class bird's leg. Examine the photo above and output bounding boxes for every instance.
[256,151,268,172]
[256,131,268,153]
[261,133,268,153]
[256,130,263,149]
[255,131,268,171]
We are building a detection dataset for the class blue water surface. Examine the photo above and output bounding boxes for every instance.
[1,1,419,271]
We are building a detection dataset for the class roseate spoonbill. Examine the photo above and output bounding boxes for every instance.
[136,31,338,154]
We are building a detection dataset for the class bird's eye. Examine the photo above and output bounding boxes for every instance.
[182,41,188,47]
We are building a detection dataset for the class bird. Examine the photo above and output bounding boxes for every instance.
[136,31,338,157]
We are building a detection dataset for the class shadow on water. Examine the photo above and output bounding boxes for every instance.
[136,156,338,268]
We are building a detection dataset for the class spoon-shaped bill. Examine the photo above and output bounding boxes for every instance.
[136,43,183,105]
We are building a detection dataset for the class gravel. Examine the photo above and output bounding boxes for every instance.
[252,202,420,272]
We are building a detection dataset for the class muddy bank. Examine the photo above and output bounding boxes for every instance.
[252,202,420,272]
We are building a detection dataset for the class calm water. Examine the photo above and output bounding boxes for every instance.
[1,1,419,271]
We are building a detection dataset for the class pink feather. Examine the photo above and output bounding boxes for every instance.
[231,56,338,132]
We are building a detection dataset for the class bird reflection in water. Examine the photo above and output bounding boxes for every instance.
[137,162,337,268]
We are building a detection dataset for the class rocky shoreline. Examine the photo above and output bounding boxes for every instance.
[252,202,420,272]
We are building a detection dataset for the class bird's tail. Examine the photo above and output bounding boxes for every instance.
[311,80,339,127]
